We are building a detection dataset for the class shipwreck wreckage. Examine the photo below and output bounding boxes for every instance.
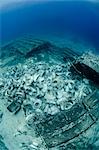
[0,35,99,149]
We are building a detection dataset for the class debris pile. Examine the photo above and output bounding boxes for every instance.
[0,51,98,150]
[0,58,92,117]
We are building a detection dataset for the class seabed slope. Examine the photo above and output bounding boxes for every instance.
[0,36,99,150]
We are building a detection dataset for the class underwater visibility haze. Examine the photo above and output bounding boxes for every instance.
[0,0,99,150]
[1,0,99,53]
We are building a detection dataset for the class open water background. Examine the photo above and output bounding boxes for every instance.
[0,1,99,53]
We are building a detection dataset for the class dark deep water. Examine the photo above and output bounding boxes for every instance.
[0,1,99,53]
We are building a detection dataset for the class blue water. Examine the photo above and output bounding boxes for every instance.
[1,1,99,53]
